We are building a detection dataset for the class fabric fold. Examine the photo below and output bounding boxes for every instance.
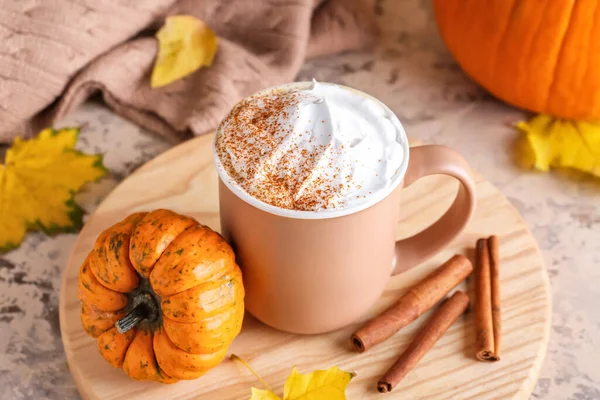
[1,0,377,144]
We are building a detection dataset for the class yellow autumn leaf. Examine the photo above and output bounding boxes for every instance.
[151,15,218,88]
[232,355,354,400]
[249,387,282,400]
[0,127,106,252]
[516,114,600,177]
[283,366,354,400]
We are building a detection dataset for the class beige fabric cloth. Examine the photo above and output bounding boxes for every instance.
[0,0,377,144]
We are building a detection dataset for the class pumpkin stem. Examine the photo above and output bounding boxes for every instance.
[115,304,147,334]
[115,293,158,334]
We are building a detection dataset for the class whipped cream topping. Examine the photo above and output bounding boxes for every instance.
[214,81,406,212]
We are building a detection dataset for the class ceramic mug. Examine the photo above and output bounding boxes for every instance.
[213,82,476,334]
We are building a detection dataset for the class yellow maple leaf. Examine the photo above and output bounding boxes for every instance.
[151,15,218,88]
[283,366,354,400]
[234,355,354,400]
[516,114,600,177]
[250,387,282,400]
[0,127,107,252]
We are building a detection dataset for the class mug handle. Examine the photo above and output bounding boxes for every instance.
[392,145,476,275]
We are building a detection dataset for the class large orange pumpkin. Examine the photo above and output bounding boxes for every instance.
[77,209,245,383]
[434,0,600,121]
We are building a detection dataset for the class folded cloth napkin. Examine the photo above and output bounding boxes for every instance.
[0,0,377,144]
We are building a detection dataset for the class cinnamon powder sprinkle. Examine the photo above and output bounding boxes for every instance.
[215,88,359,211]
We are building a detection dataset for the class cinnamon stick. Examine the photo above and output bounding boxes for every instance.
[475,236,501,361]
[489,235,502,360]
[377,291,470,394]
[351,254,473,352]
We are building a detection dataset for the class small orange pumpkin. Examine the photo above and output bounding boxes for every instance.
[77,209,245,383]
[434,0,600,121]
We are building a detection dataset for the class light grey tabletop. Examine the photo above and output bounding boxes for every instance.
[1,1,599,399]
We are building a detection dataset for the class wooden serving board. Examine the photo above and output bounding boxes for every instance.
[59,134,551,399]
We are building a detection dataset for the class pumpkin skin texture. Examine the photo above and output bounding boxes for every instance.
[77,209,245,383]
[78,257,128,312]
[434,0,600,121]
[80,303,125,338]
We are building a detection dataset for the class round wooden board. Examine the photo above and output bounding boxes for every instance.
[59,134,551,400]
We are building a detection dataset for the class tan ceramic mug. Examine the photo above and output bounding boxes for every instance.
[213,82,476,334]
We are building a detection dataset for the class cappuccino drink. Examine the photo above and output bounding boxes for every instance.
[214,80,406,213]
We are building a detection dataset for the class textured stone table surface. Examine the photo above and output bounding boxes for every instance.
[1,1,599,399]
